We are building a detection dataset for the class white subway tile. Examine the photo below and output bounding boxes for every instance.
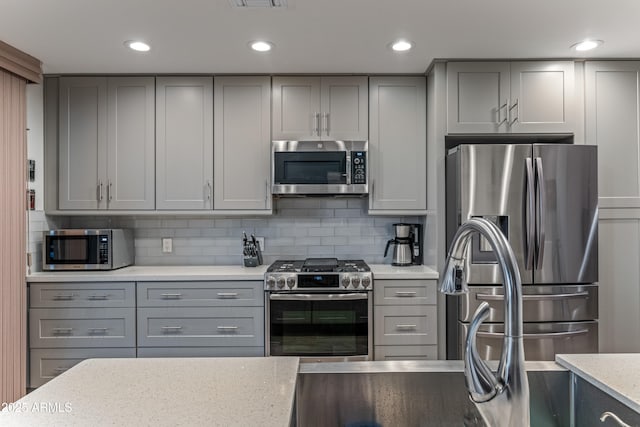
[321,236,348,245]
[308,227,333,237]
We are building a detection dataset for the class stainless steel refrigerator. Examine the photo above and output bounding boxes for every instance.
[445,143,599,360]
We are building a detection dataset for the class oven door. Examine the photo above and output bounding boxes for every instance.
[267,292,372,362]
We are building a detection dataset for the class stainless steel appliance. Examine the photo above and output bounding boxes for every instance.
[445,143,599,360]
[384,223,423,266]
[265,258,373,362]
[43,229,134,271]
[271,140,367,195]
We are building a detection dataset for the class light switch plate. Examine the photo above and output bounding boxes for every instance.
[162,238,173,253]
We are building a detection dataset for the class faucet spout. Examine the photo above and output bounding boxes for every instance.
[440,218,530,427]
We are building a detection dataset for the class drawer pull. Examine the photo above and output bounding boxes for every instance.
[88,327,109,334]
[395,291,417,297]
[396,324,418,330]
[217,326,239,331]
[88,294,109,300]
[161,293,183,299]
[600,411,632,427]
[52,294,75,300]
[161,326,183,332]
[54,367,70,374]
[52,328,74,334]
[217,292,239,298]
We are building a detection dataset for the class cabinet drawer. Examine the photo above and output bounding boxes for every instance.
[137,281,263,307]
[374,345,438,361]
[29,308,136,348]
[374,280,437,306]
[374,305,437,346]
[137,307,264,347]
[137,346,264,358]
[29,347,136,388]
[30,282,135,308]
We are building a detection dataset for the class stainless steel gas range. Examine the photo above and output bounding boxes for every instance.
[264,258,373,362]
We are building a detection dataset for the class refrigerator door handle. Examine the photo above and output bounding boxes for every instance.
[476,291,590,301]
[476,329,589,340]
[525,158,535,270]
[535,157,546,270]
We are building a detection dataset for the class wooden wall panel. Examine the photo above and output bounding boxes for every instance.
[0,69,27,403]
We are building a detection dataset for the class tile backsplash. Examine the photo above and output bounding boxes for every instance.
[30,198,427,269]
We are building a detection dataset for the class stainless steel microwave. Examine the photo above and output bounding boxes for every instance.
[271,140,368,195]
[43,229,134,271]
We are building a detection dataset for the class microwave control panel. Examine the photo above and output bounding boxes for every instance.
[98,235,110,264]
[351,151,367,184]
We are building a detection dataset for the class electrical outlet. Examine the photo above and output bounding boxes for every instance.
[255,237,265,251]
[162,238,173,253]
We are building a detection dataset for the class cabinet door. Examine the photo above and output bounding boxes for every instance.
[156,77,213,210]
[107,77,155,210]
[369,76,427,212]
[59,77,107,209]
[586,61,640,208]
[214,76,271,211]
[509,61,574,133]
[272,76,321,140]
[447,62,510,133]
[320,76,368,140]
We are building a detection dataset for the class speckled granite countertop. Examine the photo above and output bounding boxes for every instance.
[556,353,640,413]
[0,357,299,427]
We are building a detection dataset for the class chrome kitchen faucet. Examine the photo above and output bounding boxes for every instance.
[440,218,530,427]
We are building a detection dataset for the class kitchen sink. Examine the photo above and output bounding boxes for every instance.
[296,361,570,427]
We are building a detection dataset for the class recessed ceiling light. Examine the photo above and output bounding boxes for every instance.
[391,39,413,52]
[250,41,274,52]
[571,40,603,52]
[124,40,151,52]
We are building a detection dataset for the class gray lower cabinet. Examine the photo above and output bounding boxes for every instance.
[28,282,136,388]
[573,375,640,426]
[136,281,265,357]
[373,279,438,360]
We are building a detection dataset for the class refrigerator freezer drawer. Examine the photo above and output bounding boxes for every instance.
[458,284,598,323]
[459,320,598,361]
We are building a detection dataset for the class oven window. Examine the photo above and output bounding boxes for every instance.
[46,236,99,264]
[274,152,347,185]
[269,296,368,356]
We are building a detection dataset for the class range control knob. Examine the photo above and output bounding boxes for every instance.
[351,276,361,288]
[286,277,296,289]
[362,276,371,288]
[341,276,351,288]
[277,277,286,289]
[266,276,276,289]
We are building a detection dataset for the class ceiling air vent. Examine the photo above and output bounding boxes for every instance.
[230,0,287,7]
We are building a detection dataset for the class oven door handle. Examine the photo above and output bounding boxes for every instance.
[269,293,368,301]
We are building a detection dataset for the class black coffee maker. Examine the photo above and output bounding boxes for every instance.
[384,223,423,266]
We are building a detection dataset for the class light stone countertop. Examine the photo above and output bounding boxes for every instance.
[369,264,439,279]
[0,357,299,427]
[27,265,270,282]
[27,263,439,282]
[556,353,640,413]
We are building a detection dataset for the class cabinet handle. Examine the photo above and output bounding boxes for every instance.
[217,292,239,298]
[97,181,103,201]
[217,326,238,331]
[107,181,113,202]
[509,98,519,125]
[600,411,632,427]
[52,293,75,300]
[206,180,212,201]
[54,367,70,374]
[88,294,109,300]
[88,327,108,334]
[314,112,321,136]
[396,324,417,330]
[497,99,508,125]
[395,291,417,297]
[52,327,73,334]
[161,293,183,299]
[265,180,269,204]
[161,326,183,333]
[323,113,330,135]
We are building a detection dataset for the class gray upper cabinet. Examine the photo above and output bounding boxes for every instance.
[214,76,271,211]
[272,76,368,141]
[447,61,575,134]
[368,76,427,213]
[59,77,155,210]
[585,61,640,209]
[156,77,214,210]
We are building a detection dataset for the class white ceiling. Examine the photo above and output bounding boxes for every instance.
[2,0,640,74]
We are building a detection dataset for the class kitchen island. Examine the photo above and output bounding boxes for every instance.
[0,357,299,427]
